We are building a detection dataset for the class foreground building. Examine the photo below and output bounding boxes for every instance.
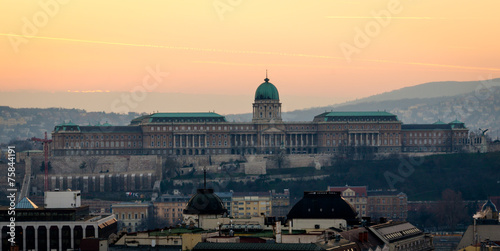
[0,191,117,251]
[457,199,500,250]
[154,194,191,227]
[111,201,153,232]
[287,191,358,230]
[367,190,408,221]
[51,76,470,157]
[328,186,368,217]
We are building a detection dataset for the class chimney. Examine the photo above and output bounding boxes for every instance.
[364,232,368,242]
[359,232,364,242]
[275,221,282,243]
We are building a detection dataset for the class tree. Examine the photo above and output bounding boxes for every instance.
[39,161,52,173]
[79,161,87,173]
[163,157,182,178]
[83,156,99,174]
[136,213,169,231]
[434,189,468,231]
[270,148,289,169]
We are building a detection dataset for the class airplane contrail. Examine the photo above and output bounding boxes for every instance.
[1,33,499,72]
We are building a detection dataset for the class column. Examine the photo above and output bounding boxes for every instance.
[173,135,176,148]
[306,134,309,146]
[192,134,195,148]
[372,133,374,146]
[83,226,86,238]
[70,227,74,250]
[274,134,277,147]
[348,133,351,146]
[300,134,303,146]
[22,225,26,251]
[34,226,38,251]
[47,227,50,251]
[59,226,62,251]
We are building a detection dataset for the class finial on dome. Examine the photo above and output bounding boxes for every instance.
[264,69,269,82]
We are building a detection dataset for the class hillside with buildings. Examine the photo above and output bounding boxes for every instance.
[0,107,143,144]
[1,78,499,144]
[228,86,500,139]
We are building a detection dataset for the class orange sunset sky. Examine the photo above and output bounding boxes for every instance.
[1,0,499,114]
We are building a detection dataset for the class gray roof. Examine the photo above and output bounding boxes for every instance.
[370,222,423,243]
[79,126,142,133]
[401,124,452,130]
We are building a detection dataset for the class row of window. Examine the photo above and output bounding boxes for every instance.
[118,213,145,220]
[150,125,254,131]
[406,131,467,137]
[65,141,142,148]
[65,135,140,140]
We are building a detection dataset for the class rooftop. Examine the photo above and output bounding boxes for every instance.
[193,243,323,251]
[287,191,358,221]
[150,112,225,118]
[321,111,396,117]
[327,186,367,197]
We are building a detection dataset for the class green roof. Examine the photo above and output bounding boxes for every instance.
[255,78,279,100]
[433,120,446,124]
[449,119,463,124]
[323,111,396,117]
[150,112,225,118]
[55,121,81,132]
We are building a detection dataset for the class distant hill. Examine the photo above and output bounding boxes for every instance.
[227,78,500,122]
[226,78,500,137]
[0,107,143,144]
[1,78,499,144]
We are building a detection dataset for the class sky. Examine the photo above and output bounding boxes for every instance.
[1,0,499,114]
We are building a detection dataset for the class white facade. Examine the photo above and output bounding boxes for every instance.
[44,190,81,208]
[290,218,347,230]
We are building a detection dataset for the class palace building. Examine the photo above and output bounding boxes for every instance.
[51,76,469,156]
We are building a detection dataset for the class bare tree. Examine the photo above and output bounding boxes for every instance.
[164,157,182,178]
[434,189,468,231]
[83,156,99,174]
[270,148,289,169]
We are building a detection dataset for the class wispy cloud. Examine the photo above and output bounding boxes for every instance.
[2,33,499,72]
[67,90,110,93]
[325,16,495,20]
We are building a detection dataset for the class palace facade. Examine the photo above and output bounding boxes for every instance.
[51,77,469,156]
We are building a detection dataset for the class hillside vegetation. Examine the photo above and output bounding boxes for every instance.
[164,152,500,201]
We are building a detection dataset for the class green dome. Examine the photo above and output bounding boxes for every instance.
[255,78,279,100]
